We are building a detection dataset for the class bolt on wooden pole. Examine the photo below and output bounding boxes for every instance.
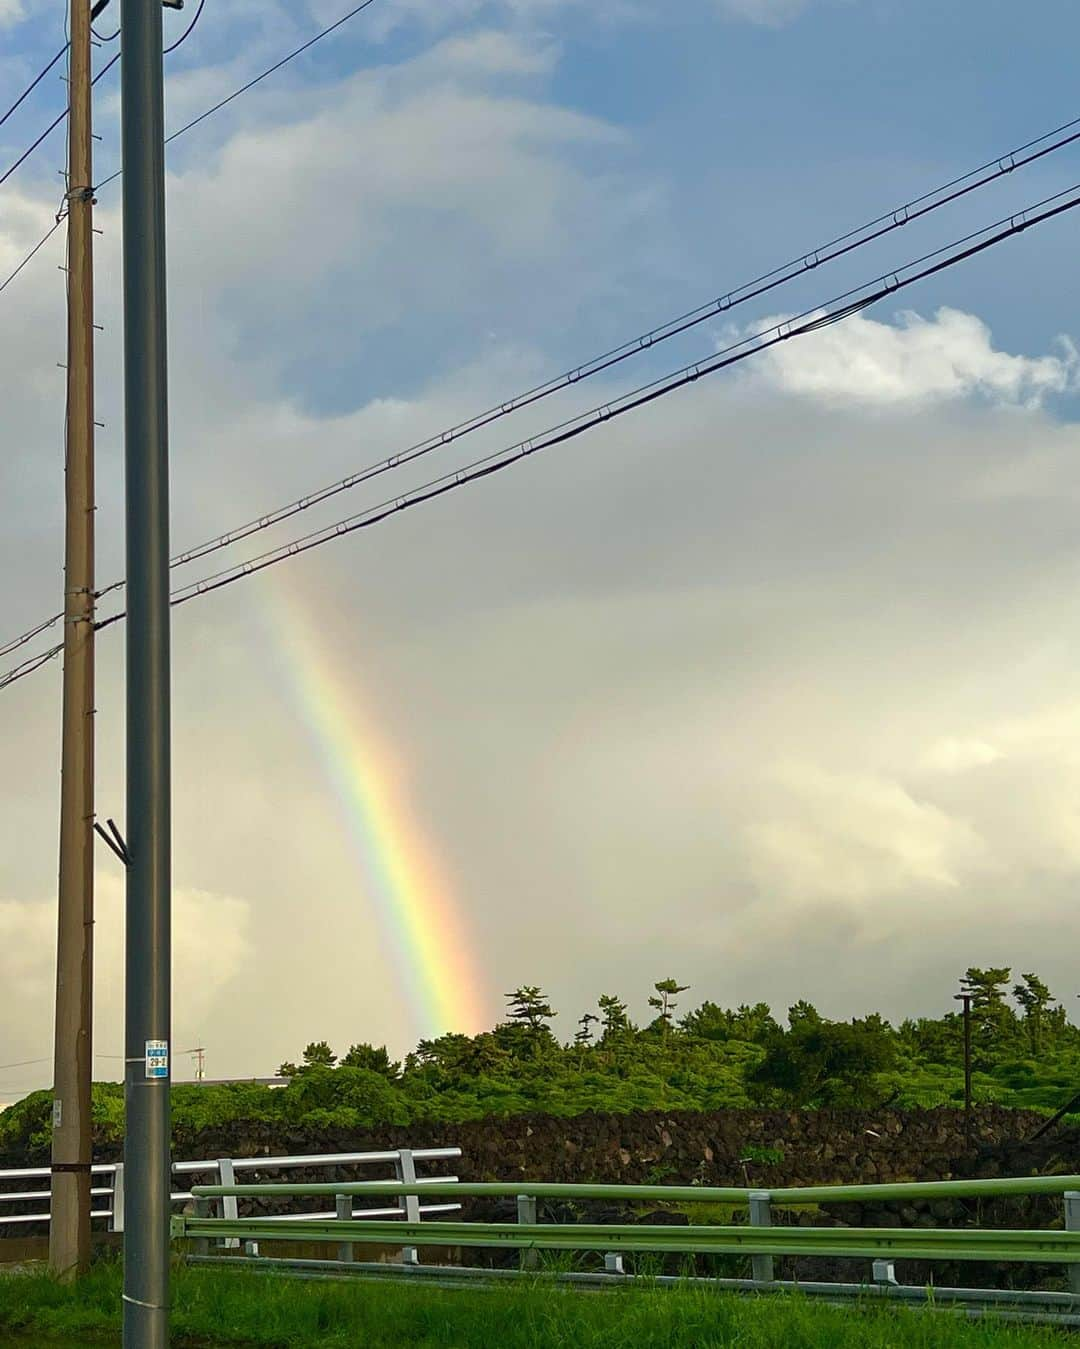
[50,0,97,1282]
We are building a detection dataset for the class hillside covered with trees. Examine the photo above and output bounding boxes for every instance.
[3,967,1079,1155]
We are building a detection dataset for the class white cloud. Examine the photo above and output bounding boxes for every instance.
[0,883,253,1076]
[743,762,985,903]
[715,0,809,24]
[922,737,1001,775]
[7,0,1080,1064]
[0,898,53,1004]
[0,0,24,27]
[742,307,1078,408]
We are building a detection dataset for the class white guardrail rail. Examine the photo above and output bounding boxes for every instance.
[0,1147,462,1254]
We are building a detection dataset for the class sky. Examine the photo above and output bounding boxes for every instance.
[3,0,1080,1095]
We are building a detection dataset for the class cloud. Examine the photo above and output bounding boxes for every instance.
[714,0,816,24]
[922,737,1001,775]
[743,763,985,903]
[0,898,53,1004]
[0,0,23,26]
[6,0,1080,1070]
[739,307,1078,408]
[0,883,253,1079]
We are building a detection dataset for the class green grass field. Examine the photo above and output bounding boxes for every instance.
[0,1262,1073,1348]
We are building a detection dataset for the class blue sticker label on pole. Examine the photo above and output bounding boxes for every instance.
[145,1040,169,1079]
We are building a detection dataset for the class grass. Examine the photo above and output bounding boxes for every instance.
[0,1261,1074,1348]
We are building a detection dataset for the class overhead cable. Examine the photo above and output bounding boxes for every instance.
[0,640,64,692]
[85,183,1080,636]
[0,46,68,132]
[163,0,207,55]
[86,113,1080,603]
[93,0,382,193]
[4,170,1073,695]
[0,51,120,190]
[0,0,382,291]
[7,171,1080,669]
[0,216,63,299]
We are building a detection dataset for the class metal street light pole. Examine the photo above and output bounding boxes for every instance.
[120,0,172,1338]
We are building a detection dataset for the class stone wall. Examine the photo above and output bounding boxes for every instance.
[2,1104,1064,1189]
[156,1105,1051,1188]
[4,1105,1079,1277]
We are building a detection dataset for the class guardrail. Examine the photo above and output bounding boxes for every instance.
[0,1147,462,1255]
[171,1174,1080,1321]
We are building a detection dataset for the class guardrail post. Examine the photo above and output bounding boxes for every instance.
[1064,1191,1080,1295]
[873,1259,899,1287]
[748,1190,774,1284]
[604,1252,626,1275]
[394,1149,420,1266]
[217,1158,240,1250]
[109,1164,125,1234]
[517,1194,538,1271]
[336,1192,354,1264]
[193,1196,210,1257]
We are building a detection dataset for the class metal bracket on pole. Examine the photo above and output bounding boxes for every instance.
[1064,1192,1080,1296]
[748,1190,774,1284]
[336,1192,354,1264]
[109,1164,125,1233]
[394,1150,420,1267]
[516,1195,538,1271]
[94,818,131,867]
[217,1159,239,1250]
[192,1196,210,1258]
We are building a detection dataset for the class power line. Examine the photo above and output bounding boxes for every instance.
[0,0,203,192]
[0,608,65,660]
[93,0,382,194]
[5,110,1080,664]
[163,0,207,55]
[5,175,1080,682]
[0,1057,51,1072]
[0,217,62,301]
[79,182,1080,637]
[0,640,64,692]
[0,0,383,293]
[0,52,119,190]
[0,46,68,132]
[78,110,1080,602]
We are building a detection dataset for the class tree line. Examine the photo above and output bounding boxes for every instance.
[4,966,1075,1158]
[275,967,1080,1116]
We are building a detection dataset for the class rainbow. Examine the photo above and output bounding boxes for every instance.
[263,578,487,1041]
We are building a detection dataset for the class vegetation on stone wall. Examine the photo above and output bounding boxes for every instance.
[2,967,1079,1156]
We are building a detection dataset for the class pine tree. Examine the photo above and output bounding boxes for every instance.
[1013,972,1056,1055]
[505,986,557,1033]
[597,994,631,1041]
[648,979,690,1033]
[575,1012,599,1046]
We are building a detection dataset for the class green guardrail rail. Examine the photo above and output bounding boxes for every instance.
[186,1176,1080,1205]
[167,1174,1080,1273]
[170,1214,1080,1265]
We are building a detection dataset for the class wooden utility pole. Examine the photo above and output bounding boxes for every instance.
[50,0,96,1280]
